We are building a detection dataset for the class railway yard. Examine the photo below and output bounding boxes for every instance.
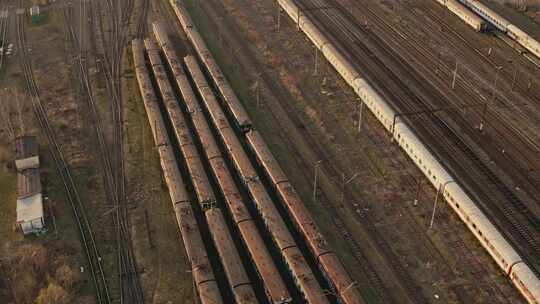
[1,0,540,303]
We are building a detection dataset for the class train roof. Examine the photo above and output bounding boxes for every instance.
[477,0,540,40]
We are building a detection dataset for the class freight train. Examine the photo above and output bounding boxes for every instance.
[151,23,293,304]
[184,55,330,304]
[169,1,366,303]
[132,39,224,304]
[145,39,259,304]
[275,0,540,303]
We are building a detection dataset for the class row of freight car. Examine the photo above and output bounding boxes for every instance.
[168,1,366,302]
[134,9,366,304]
[272,0,540,302]
[435,0,540,59]
[132,39,224,303]
[145,38,261,303]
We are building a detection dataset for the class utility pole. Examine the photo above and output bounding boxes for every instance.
[430,181,454,229]
[479,103,488,132]
[254,73,261,107]
[413,178,422,206]
[357,100,364,133]
[313,46,319,76]
[341,172,359,206]
[492,66,503,101]
[451,61,458,90]
[15,89,24,135]
[276,4,281,33]
[511,65,518,91]
[297,7,301,31]
[313,160,323,204]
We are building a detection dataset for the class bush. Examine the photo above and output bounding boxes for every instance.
[36,283,71,304]
[55,263,81,291]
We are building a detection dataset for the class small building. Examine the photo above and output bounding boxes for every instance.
[29,6,43,24]
[16,167,44,234]
[14,136,39,171]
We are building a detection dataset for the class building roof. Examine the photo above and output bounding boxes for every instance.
[17,169,41,198]
[14,136,38,160]
[16,193,44,223]
[29,6,40,16]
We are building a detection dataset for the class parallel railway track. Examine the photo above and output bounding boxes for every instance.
[95,0,147,302]
[0,3,9,71]
[177,0,429,302]
[355,0,540,209]
[66,0,144,302]
[16,1,111,303]
[294,0,540,273]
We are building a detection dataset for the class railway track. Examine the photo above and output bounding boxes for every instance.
[0,3,9,71]
[136,0,150,37]
[94,0,148,302]
[357,0,540,209]
[63,0,144,302]
[352,0,540,253]
[15,1,111,303]
[293,0,540,276]
[179,0,432,302]
[339,0,540,232]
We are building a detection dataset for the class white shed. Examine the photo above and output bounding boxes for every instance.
[17,193,45,234]
[16,168,44,234]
